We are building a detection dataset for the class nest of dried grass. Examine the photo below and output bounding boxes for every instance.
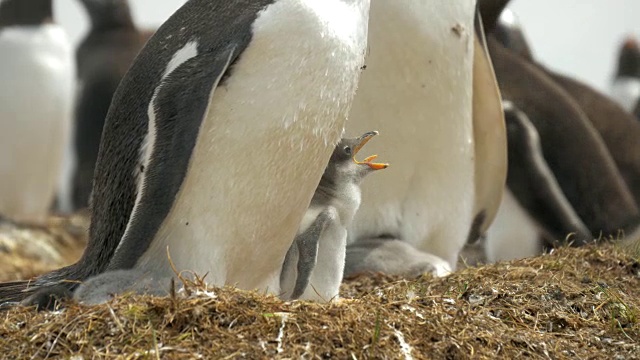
[0,243,637,359]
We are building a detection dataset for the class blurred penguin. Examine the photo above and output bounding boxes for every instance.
[59,0,153,211]
[610,36,640,114]
[0,0,75,222]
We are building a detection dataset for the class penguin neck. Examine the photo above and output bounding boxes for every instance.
[616,49,640,79]
[85,1,136,33]
[0,0,53,29]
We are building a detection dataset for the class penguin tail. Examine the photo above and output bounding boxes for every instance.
[0,280,39,307]
[0,266,84,310]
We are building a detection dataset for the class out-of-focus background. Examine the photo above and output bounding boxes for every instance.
[55,0,638,92]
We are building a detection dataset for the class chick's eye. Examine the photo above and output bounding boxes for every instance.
[344,146,352,156]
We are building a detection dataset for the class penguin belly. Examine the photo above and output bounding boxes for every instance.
[135,1,370,293]
[346,0,476,269]
[0,25,74,221]
[485,189,543,262]
[610,77,640,113]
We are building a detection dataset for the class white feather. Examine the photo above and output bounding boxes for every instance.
[0,24,75,221]
[485,189,542,262]
[610,77,640,112]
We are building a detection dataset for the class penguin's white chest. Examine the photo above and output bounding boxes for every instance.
[610,77,640,112]
[0,25,75,221]
[346,0,477,268]
[137,0,370,291]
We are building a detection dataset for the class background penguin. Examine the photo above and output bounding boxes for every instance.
[490,8,533,61]
[0,0,371,307]
[487,31,640,240]
[344,1,504,273]
[486,102,592,261]
[610,36,640,114]
[488,5,640,228]
[280,131,388,302]
[478,4,640,261]
[59,0,154,212]
[548,70,640,208]
[0,0,75,222]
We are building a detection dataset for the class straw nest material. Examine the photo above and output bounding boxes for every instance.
[0,217,638,359]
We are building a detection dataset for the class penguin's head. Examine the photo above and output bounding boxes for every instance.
[616,35,640,79]
[322,131,388,186]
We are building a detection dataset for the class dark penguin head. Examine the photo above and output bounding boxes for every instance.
[319,131,388,192]
[615,36,640,79]
[493,9,534,61]
[79,0,134,31]
[0,0,53,29]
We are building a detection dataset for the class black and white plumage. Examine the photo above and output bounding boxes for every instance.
[485,102,593,262]
[0,0,75,222]
[0,0,371,307]
[280,131,388,302]
[58,0,154,212]
[610,37,640,115]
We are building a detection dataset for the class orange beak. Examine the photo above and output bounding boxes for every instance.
[353,131,389,170]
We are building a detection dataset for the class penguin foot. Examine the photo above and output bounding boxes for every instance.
[21,285,74,311]
[345,238,451,278]
[73,269,172,305]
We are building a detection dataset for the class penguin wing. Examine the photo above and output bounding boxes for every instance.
[108,45,240,270]
[469,10,507,243]
[503,104,591,245]
[281,208,334,300]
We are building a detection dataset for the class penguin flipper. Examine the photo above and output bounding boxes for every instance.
[504,104,592,246]
[107,46,240,270]
[288,209,333,300]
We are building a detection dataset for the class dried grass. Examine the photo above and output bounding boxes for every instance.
[0,239,638,359]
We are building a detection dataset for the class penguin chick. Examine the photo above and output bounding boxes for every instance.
[280,131,388,302]
[73,269,171,305]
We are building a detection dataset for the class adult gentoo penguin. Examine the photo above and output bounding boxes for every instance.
[345,1,506,270]
[0,0,75,222]
[486,5,640,230]
[280,131,388,301]
[0,0,371,306]
[610,36,640,114]
[488,33,640,239]
[61,0,154,211]
[486,102,592,261]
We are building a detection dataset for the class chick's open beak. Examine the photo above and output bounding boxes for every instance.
[353,131,389,170]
